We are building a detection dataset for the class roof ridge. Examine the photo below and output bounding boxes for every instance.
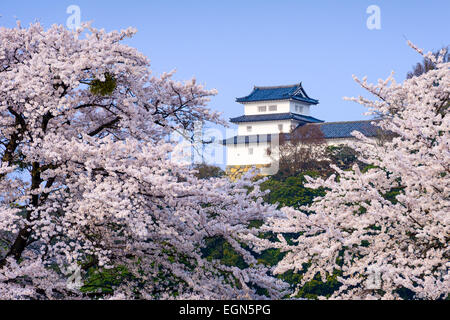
[309,119,380,125]
[254,83,300,90]
[292,82,304,96]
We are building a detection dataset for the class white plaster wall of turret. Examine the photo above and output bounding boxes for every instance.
[237,120,297,135]
[242,100,313,116]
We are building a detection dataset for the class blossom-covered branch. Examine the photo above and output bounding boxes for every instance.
[0,22,287,299]
[255,42,449,299]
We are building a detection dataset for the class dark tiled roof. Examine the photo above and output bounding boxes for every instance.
[230,113,324,124]
[221,120,384,145]
[308,120,382,139]
[236,83,319,104]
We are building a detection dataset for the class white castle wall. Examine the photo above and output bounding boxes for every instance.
[237,120,296,135]
[226,138,358,167]
[244,101,290,115]
[226,142,273,166]
[243,100,311,116]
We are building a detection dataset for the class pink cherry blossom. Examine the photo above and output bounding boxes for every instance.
[254,42,449,300]
[0,22,288,299]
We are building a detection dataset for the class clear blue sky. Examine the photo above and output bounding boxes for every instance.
[1,0,449,128]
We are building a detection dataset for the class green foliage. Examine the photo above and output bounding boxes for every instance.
[81,265,132,295]
[202,236,248,269]
[248,219,264,229]
[257,248,285,266]
[362,164,378,173]
[257,169,347,298]
[292,272,342,299]
[200,233,343,299]
[193,163,225,179]
[260,172,325,209]
[89,73,117,96]
[256,246,342,299]
[382,186,404,204]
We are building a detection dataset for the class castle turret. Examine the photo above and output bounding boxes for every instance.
[222,83,323,175]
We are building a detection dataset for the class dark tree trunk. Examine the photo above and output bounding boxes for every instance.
[0,162,41,267]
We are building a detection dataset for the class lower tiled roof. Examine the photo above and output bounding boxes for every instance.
[230,113,324,124]
[221,120,384,145]
[306,120,382,139]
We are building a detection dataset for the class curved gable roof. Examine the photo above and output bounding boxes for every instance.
[236,83,319,104]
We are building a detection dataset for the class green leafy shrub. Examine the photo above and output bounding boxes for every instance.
[89,73,117,96]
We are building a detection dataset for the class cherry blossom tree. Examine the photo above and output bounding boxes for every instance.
[0,22,288,299]
[274,124,330,178]
[253,43,449,299]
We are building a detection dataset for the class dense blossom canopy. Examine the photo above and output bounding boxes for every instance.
[254,43,449,299]
[0,22,288,299]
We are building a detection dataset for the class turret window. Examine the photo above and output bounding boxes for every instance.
[258,106,267,112]
[295,104,304,114]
